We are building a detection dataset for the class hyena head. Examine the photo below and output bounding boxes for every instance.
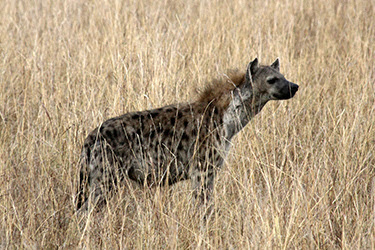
[245,58,299,101]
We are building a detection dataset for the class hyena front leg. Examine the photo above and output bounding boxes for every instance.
[191,168,216,219]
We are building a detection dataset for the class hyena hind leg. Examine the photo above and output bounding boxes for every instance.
[77,142,121,214]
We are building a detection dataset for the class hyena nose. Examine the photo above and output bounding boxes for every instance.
[290,83,299,93]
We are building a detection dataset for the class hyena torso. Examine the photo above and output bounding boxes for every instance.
[77,58,299,211]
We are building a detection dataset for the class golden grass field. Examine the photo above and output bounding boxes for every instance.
[0,0,374,248]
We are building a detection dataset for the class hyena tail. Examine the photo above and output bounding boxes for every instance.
[76,147,90,211]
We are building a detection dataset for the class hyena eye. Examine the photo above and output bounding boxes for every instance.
[267,77,278,84]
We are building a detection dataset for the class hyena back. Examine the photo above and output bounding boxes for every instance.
[77,58,299,211]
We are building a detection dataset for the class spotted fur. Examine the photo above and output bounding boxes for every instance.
[76,58,299,212]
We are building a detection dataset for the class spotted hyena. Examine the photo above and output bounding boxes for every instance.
[76,58,299,212]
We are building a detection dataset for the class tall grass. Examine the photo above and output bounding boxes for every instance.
[0,0,374,248]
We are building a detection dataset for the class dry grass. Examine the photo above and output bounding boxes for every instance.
[0,0,374,248]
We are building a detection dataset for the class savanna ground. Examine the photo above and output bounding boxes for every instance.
[0,0,374,248]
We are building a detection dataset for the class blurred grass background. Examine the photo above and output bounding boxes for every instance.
[0,0,374,248]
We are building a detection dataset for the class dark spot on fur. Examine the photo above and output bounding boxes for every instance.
[149,130,155,139]
[140,121,145,131]
[216,132,221,141]
[111,140,118,148]
[193,192,198,199]
[112,129,118,138]
[120,149,127,158]
[127,166,144,185]
[150,111,160,118]
[156,125,163,133]
[105,130,113,140]
[154,155,160,163]
[132,114,140,120]
[181,132,189,141]
[163,128,170,136]
[214,108,218,115]
[191,128,197,137]
[79,171,84,184]
[178,112,183,119]
[125,131,133,140]
[183,120,189,128]
[166,108,174,113]
[178,143,183,151]
[215,155,221,163]
[170,117,175,125]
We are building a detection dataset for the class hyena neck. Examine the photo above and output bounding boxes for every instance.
[222,84,269,141]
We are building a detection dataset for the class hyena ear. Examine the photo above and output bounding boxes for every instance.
[246,58,259,83]
[271,58,280,71]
